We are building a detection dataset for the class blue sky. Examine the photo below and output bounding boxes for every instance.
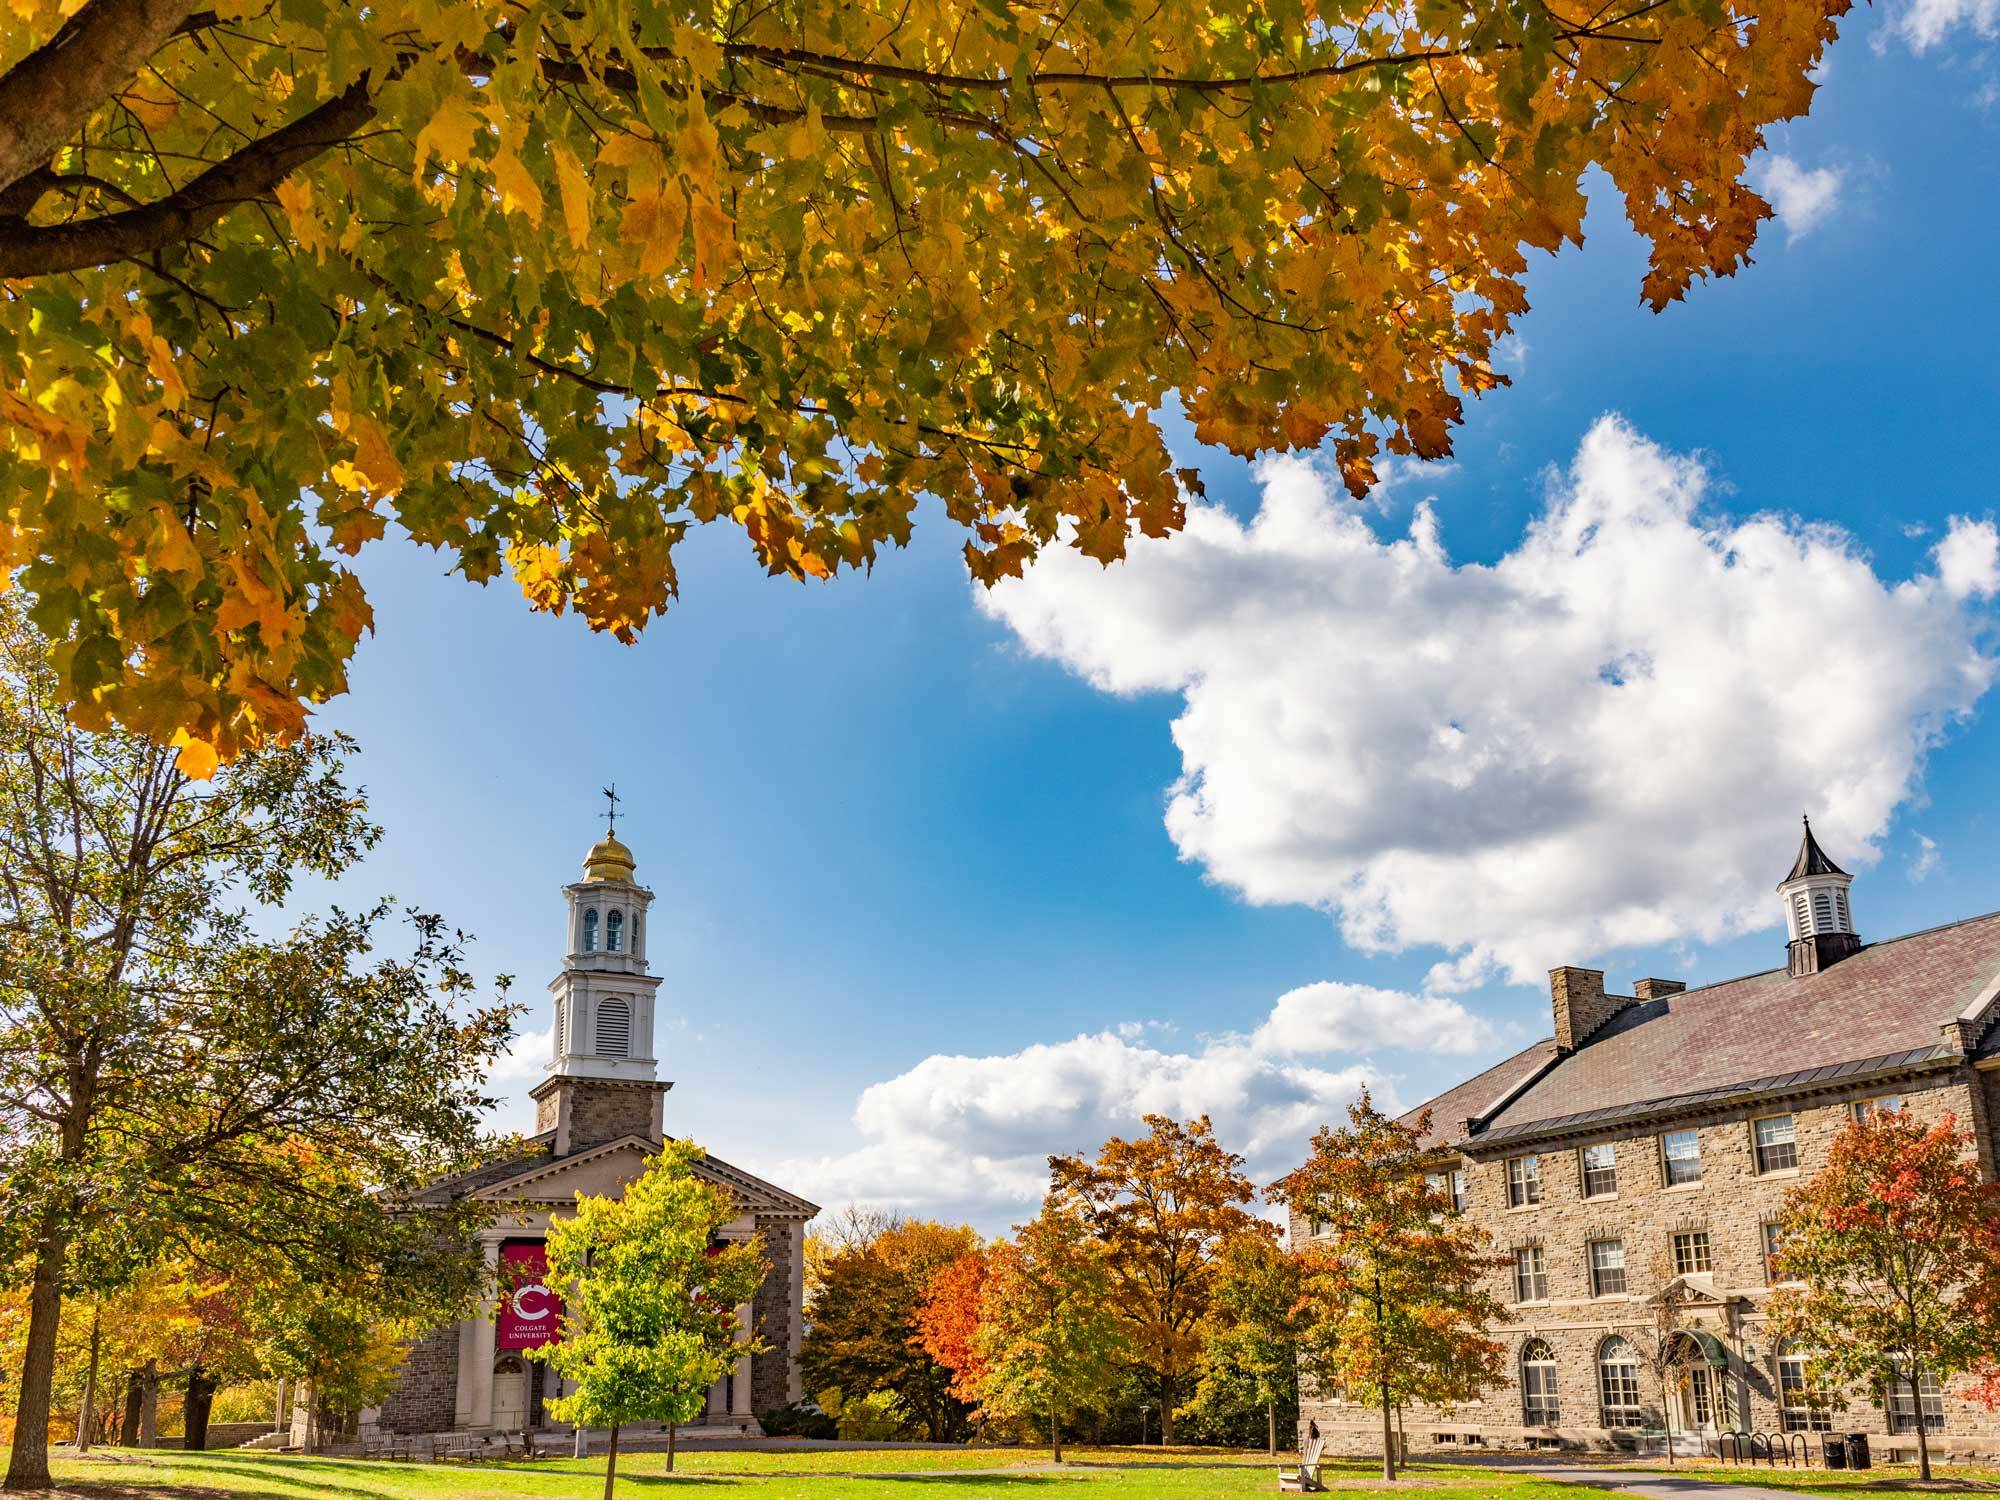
[306,5,1999,1230]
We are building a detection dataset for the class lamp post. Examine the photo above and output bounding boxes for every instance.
[1139,1406,1150,1448]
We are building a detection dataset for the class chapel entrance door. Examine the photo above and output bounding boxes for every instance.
[492,1357,528,1431]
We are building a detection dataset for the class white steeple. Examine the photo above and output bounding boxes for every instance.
[1778,815,1861,977]
[547,819,662,1081]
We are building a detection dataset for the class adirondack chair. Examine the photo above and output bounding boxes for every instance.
[1278,1435,1326,1493]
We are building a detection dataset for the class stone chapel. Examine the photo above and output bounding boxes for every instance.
[364,824,819,1438]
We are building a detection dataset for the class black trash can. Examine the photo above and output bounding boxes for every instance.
[1822,1436,1848,1470]
[1847,1432,1872,1470]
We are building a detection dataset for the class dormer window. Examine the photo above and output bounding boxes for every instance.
[607,910,623,953]
[582,908,598,952]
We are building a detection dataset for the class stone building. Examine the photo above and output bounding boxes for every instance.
[1297,820,2000,1459]
[363,825,819,1439]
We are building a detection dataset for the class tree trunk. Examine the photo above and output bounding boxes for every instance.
[1909,1368,1932,1483]
[1373,1269,1395,1482]
[602,1422,621,1500]
[1379,1380,1395,1482]
[137,1360,160,1449]
[121,1369,144,1445]
[184,1366,216,1452]
[1,1209,71,1489]
[667,1420,676,1473]
[1159,1373,1175,1446]
[74,1302,102,1453]
[1267,1399,1277,1458]
[1658,1367,1676,1469]
[1050,1401,1062,1464]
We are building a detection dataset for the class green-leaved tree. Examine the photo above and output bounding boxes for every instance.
[1183,1234,1304,1455]
[0,595,515,1492]
[534,1141,767,1496]
[974,1204,1123,1463]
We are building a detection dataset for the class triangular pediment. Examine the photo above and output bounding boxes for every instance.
[471,1134,818,1219]
[1649,1273,1729,1309]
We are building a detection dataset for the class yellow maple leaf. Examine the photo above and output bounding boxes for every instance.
[413,94,480,174]
[492,148,543,224]
[552,142,591,250]
[170,731,220,780]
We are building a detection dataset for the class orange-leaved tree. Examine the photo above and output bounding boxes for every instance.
[0,0,1851,767]
[1049,1114,1270,1444]
[1767,1109,2000,1482]
[915,1248,991,1415]
[1270,1093,1508,1482]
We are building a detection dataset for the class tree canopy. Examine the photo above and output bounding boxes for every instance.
[1767,1109,2000,1482]
[1048,1113,1268,1443]
[800,1217,982,1442]
[0,0,1848,765]
[535,1141,767,1494]
[0,593,515,1490]
[1269,1093,1508,1482]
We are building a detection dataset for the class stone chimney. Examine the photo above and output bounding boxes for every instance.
[1550,966,1632,1054]
[1632,978,1686,1001]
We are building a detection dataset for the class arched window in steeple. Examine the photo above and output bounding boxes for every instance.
[607,910,624,953]
[582,908,598,952]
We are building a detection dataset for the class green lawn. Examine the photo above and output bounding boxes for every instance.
[1639,1459,2000,1494]
[28,1447,2000,1500]
[23,1449,1587,1500]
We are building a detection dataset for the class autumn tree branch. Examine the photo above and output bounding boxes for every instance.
[0,0,205,194]
[0,79,373,277]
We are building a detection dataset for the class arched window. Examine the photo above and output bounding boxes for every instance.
[607,909,624,953]
[1522,1339,1560,1426]
[1793,892,1810,936]
[1776,1341,1832,1432]
[630,914,641,954]
[582,908,598,952]
[595,997,631,1057]
[1598,1336,1644,1428]
[1812,891,1834,932]
[1835,890,1851,930]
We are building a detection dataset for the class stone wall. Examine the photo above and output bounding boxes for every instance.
[1299,1070,2000,1455]
[377,1323,460,1435]
[750,1218,797,1414]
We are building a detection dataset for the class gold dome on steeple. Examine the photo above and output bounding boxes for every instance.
[582,830,636,883]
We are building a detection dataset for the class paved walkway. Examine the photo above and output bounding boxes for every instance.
[1523,1467,1838,1500]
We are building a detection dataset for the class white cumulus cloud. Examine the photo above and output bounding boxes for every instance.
[781,981,1506,1225]
[1757,155,1845,241]
[979,415,1997,986]
[1886,0,1997,49]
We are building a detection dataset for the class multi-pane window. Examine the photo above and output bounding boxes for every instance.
[1887,1363,1945,1433]
[1425,1170,1448,1204]
[1754,1114,1799,1173]
[606,908,624,952]
[1522,1339,1560,1426]
[1854,1094,1903,1123]
[1763,1221,1790,1284]
[1449,1169,1467,1212]
[582,907,599,951]
[1598,1336,1645,1426]
[1507,1154,1542,1208]
[1777,1345,1833,1432]
[1581,1142,1618,1197]
[1589,1238,1627,1297]
[1672,1230,1713,1275]
[1513,1246,1549,1303]
[1662,1128,1702,1185]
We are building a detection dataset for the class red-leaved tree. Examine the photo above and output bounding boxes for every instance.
[1767,1109,2000,1481]
[915,1249,991,1413]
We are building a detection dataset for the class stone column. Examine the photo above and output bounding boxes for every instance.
[273,1378,289,1431]
[466,1239,501,1430]
[788,1227,805,1403]
[729,1302,753,1416]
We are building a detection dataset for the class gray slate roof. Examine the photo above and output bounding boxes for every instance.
[1405,908,2000,1150]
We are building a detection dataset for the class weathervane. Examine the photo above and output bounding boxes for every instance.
[602,782,620,834]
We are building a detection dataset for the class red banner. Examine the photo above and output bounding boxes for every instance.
[496,1242,562,1350]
